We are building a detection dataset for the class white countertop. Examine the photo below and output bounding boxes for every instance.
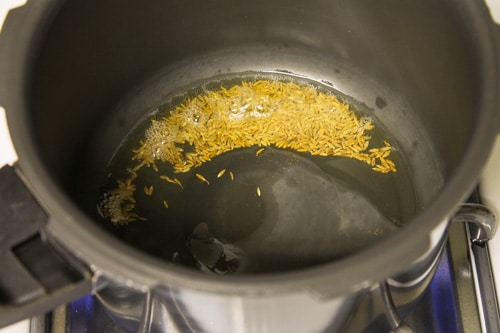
[1,1,500,332]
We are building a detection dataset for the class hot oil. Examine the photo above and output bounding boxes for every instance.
[98,73,417,274]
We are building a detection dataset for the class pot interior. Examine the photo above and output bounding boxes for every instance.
[92,69,421,273]
[26,0,487,274]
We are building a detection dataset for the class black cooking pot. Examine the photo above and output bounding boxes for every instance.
[1,0,499,332]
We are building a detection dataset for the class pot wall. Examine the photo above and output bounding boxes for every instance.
[30,0,483,189]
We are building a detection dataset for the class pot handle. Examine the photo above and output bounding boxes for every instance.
[384,200,499,333]
[453,196,500,332]
[0,166,93,329]
[453,202,497,244]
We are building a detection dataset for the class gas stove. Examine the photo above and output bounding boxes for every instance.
[1,1,500,332]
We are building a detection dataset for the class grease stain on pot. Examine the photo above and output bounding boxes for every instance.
[375,96,387,109]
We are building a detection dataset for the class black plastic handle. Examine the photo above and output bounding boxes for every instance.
[0,165,93,328]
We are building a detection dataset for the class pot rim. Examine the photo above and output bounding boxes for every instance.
[1,0,499,298]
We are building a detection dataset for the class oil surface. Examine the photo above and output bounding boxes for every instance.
[97,73,417,274]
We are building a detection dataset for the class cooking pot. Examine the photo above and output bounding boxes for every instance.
[0,0,499,332]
